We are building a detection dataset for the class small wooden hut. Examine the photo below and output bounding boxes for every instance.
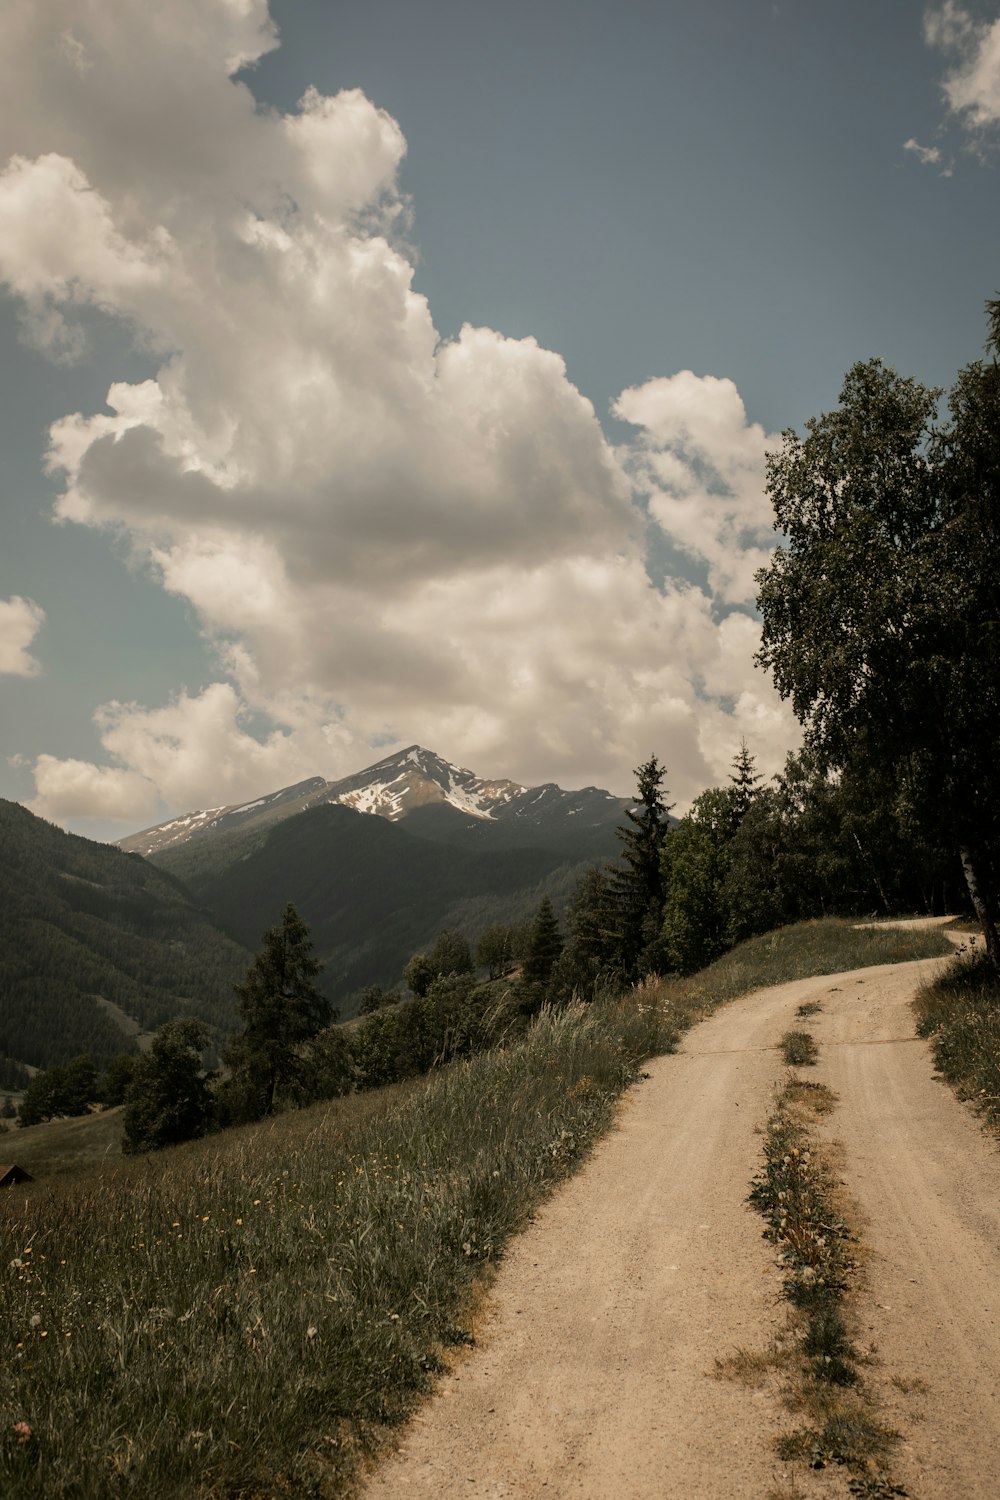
[0,1164,33,1188]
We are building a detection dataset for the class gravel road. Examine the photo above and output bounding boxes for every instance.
[360,929,1000,1499]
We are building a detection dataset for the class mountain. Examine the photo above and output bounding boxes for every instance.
[120,748,634,1016]
[0,800,251,1072]
[118,745,631,861]
[170,801,592,1013]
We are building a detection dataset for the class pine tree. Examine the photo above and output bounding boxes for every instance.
[225,903,331,1117]
[609,755,673,980]
[522,897,563,987]
[728,740,762,830]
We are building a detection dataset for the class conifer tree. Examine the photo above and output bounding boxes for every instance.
[728,741,762,830]
[225,903,330,1117]
[522,896,563,987]
[610,755,673,980]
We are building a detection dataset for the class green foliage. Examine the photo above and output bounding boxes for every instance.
[549,865,618,1002]
[521,896,563,988]
[404,928,473,998]
[599,750,668,984]
[17,1055,98,1128]
[608,756,673,980]
[99,1053,138,1108]
[122,1019,213,1154]
[294,1025,355,1105]
[755,345,1000,958]
[474,922,517,978]
[663,786,738,973]
[225,904,331,1119]
[356,984,399,1015]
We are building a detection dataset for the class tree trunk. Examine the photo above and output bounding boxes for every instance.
[958,845,1000,966]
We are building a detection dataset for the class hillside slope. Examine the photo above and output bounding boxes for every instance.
[0,800,250,1069]
[182,802,595,1012]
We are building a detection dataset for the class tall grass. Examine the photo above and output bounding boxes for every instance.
[914,945,1000,1132]
[1,997,663,1499]
[1,918,950,1498]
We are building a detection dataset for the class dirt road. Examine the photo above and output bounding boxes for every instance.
[361,936,1000,1499]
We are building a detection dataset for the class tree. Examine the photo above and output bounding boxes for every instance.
[756,342,1000,961]
[609,755,673,980]
[17,1054,98,1126]
[357,984,398,1015]
[728,741,762,831]
[404,929,473,996]
[475,923,517,979]
[100,1052,138,1108]
[522,896,563,987]
[662,787,734,973]
[122,1019,212,1154]
[225,903,331,1117]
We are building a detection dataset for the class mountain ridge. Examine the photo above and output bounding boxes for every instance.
[117,745,631,858]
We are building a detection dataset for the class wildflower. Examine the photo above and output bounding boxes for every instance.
[13,1422,31,1446]
[306,1326,318,1339]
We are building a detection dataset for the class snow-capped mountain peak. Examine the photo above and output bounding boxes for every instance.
[117,747,628,857]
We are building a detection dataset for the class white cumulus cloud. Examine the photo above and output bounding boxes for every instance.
[925,3,1000,135]
[0,0,798,826]
[613,372,780,606]
[0,595,46,676]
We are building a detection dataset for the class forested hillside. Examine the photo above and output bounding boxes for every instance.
[0,801,251,1069]
[162,802,596,1013]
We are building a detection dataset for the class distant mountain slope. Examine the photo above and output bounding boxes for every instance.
[0,800,251,1070]
[119,745,631,862]
[173,802,596,1014]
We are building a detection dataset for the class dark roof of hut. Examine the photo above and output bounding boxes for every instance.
[0,1164,34,1186]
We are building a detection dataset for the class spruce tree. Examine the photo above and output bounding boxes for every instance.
[610,755,673,980]
[728,741,762,830]
[225,903,330,1117]
[522,896,563,987]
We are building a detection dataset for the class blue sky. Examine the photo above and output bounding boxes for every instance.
[0,0,997,838]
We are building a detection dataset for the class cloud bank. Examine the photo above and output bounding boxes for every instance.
[0,0,796,826]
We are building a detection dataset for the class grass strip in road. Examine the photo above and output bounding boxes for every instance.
[780,1031,820,1067]
[914,944,1000,1135]
[743,1069,910,1496]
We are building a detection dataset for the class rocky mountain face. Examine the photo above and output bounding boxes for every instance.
[117,746,630,860]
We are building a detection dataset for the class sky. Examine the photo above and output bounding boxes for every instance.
[0,0,998,841]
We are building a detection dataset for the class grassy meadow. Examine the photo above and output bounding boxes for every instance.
[1,918,954,1498]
